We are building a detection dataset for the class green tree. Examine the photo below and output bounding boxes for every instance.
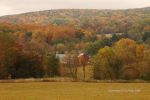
[44,53,60,77]
[9,51,44,79]
[143,31,150,42]
[0,32,16,79]
[85,39,111,55]
[92,46,121,79]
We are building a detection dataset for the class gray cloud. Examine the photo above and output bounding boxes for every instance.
[0,0,149,16]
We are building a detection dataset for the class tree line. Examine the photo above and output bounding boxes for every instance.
[92,38,150,80]
[0,22,149,80]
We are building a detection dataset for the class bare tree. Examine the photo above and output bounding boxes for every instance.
[63,52,79,79]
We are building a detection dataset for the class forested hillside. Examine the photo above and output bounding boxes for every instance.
[0,7,150,34]
[0,7,150,80]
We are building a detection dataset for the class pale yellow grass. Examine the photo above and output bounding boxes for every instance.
[0,82,150,100]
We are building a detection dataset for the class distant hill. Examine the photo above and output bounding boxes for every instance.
[0,7,149,34]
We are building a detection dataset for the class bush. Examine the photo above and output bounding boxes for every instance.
[9,52,44,79]
[44,53,60,77]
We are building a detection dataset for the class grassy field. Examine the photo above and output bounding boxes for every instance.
[0,82,150,100]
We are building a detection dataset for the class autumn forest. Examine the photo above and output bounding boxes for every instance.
[0,7,150,80]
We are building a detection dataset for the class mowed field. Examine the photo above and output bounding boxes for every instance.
[0,82,150,100]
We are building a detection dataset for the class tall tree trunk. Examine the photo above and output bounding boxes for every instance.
[75,66,77,79]
[83,65,85,81]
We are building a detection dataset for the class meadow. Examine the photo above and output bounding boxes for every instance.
[0,82,150,100]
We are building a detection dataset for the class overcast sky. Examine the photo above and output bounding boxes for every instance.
[0,0,149,16]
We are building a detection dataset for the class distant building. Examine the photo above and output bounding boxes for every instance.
[78,53,90,59]
[56,54,65,63]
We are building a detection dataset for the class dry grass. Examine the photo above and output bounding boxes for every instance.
[0,82,150,100]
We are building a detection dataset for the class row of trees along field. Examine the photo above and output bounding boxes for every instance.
[92,39,150,80]
[0,22,149,80]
